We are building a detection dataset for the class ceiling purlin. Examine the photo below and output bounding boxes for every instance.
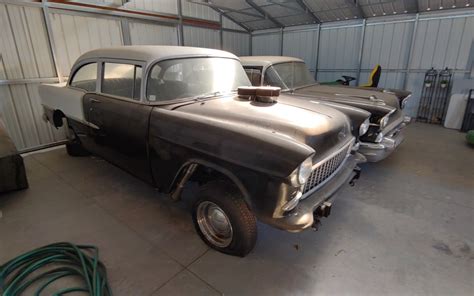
[294,0,321,23]
[347,0,366,17]
[188,1,254,31]
[245,0,285,27]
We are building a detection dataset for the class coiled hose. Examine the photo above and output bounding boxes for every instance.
[0,242,112,296]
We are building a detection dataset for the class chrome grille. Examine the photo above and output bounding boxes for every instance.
[302,140,353,196]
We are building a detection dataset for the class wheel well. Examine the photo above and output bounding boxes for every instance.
[173,163,253,210]
[52,110,65,128]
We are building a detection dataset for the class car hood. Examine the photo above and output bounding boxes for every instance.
[302,84,401,109]
[291,86,395,118]
[174,94,352,163]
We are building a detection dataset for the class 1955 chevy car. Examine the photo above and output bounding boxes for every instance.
[241,56,411,162]
[39,46,365,256]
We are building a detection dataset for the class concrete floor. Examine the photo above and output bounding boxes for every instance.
[1,122,473,295]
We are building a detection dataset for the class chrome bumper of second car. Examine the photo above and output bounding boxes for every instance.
[359,118,409,162]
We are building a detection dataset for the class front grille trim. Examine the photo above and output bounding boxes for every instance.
[301,138,355,199]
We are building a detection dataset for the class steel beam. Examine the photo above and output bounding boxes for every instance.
[245,0,284,28]
[177,0,184,46]
[41,0,63,83]
[403,13,419,89]
[355,18,367,84]
[314,23,321,80]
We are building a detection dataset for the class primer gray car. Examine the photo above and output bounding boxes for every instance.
[241,56,411,162]
[39,46,365,256]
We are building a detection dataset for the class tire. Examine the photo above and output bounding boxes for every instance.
[192,181,257,257]
[65,139,89,157]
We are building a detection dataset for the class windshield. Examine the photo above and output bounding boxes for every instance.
[265,62,315,90]
[146,57,251,102]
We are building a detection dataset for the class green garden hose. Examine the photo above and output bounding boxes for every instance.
[467,130,474,145]
[0,242,112,296]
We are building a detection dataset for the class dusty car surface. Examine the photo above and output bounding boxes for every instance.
[241,56,411,162]
[39,46,365,256]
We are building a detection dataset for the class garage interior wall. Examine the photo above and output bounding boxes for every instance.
[0,0,250,151]
[252,10,474,117]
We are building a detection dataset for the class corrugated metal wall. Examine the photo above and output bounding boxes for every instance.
[49,11,124,76]
[0,3,64,151]
[282,26,319,73]
[317,22,363,81]
[129,21,178,45]
[252,31,282,55]
[251,11,474,117]
[0,1,250,151]
[183,26,220,49]
[223,32,250,56]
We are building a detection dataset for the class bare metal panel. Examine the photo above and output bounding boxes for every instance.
[183,26,220,49]
[49,11,123,76]
[411,15,474,70]
[181,0,220,21]
[282,27,319,71]
[123,0,178,14]
[0,4,64,150]
[0,84,65,151]
[129,21,178,45]
[361,20,413,90]
[318,25,363,70]
[223,31,250,56]
[252,32,281,55]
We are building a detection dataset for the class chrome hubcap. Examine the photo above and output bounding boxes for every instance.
[196,201,233,248]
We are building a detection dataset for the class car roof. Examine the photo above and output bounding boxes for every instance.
[77,46,238,65]
[240,56,304,67]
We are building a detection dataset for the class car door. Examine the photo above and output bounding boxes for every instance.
[83,61,154,184]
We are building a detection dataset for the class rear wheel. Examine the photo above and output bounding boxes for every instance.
[192,181,257,257]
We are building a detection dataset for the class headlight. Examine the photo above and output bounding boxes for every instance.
[298,157,313,185]
[379,115,389,128]
[375,132,384,143]
[359,118,370,136]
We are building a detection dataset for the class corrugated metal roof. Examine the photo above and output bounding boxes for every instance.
[190,0,473,31]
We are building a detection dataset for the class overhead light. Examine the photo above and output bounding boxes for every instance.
[427,7,431,10]
[373,13,376,16]
[393,11,397,14]
[354,16,358,18]
[439,6,443,9]
[404,10,408,13]
[452,5,456,8]
[466,3,470,7]
[383,12,386,15]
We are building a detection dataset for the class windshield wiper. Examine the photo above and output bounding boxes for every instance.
[195,91,222,101]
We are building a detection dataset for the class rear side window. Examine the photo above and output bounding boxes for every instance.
[70,63,97,91]
[102,63,142,100]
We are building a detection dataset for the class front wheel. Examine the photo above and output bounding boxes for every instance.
[192,181,257,257]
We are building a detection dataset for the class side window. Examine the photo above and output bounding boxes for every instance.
[102,63,142,100]
[70,63,97,92]
[263,67,286,89]
[244,68,262,86]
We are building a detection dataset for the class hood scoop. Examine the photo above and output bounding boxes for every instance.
[238,86,281,103]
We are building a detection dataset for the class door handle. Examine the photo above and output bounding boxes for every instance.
[90,98,101,104]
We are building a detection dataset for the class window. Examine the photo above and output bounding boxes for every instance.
[102,63,142,100]
[269,62,315,89]
[70,63,97,92]
[147,58,251,102]
[244,68,262,86]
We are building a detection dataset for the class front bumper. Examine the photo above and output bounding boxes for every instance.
[359,117,409,162]
[267,152,365,232]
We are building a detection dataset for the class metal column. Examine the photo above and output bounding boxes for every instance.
[355,19,367,85]
[403,13,420,90]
